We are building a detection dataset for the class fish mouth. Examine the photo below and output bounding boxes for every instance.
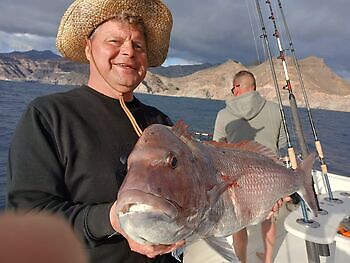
[116,189,179,219]
[116,190,194,245]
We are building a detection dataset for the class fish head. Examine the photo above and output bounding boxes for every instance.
[115,123,210,245]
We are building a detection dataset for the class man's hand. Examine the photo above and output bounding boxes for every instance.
[109,201,185,258]
[266,196,292,220]
[125,237,185,258]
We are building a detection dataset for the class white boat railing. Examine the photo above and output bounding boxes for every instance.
[276,170,350,263]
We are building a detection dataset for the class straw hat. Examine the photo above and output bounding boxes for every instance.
[56,0,173,67]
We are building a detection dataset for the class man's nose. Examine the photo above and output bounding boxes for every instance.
[120,40,134,57]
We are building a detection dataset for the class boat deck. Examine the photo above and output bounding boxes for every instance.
[183,205,293,263]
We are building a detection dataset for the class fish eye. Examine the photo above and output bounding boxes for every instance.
[166,152,177,169]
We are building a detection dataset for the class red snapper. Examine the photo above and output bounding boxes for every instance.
[115,121,317,246]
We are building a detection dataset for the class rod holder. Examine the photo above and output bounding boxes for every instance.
[340,192,350,197]
[324,197,343,204]
[296,218,320,228]
[317,209,328,216]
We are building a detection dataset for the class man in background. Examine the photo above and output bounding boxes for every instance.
[213,70,287,263]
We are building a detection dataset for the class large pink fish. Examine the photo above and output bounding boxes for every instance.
[115,121,317,246]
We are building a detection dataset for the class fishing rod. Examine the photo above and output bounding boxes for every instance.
[253,1,321,262]
[264,0,325,211]
[264,0,334,260]
[254,0,304,200]
[253,0,297,170]
[276,0,338,203]
[264,0,309,158]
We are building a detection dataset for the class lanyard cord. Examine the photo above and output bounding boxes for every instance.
[119,95,143,137]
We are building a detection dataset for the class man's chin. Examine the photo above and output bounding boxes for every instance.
[111,81,140,94]
[113,74,142,86]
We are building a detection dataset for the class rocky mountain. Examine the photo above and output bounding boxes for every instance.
[141,56,350,112]
[0,50,61,60]
[0,50,88,84]
[1,50,349,112]
[248,56,350,112]
[150,63,214,78]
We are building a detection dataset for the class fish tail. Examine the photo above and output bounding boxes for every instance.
[295,152,318,217]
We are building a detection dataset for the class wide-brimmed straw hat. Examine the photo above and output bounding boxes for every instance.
[56,0,172,67]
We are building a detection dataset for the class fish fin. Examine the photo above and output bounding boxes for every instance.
[296,153,318,217]
[172,120,193,140]
[208,179,236,207]
[205,140,279,162]
[203,236,238,262]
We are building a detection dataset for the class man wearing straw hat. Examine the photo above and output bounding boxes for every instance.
[6,0,184,262]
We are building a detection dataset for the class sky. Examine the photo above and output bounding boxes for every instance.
[0,0,349,80]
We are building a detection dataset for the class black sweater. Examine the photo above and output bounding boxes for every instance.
[6,86,177,263]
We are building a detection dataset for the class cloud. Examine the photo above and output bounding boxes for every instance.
[163,56,201,67]
[163,0,350,78]
[0,0,349,79]
[0,31,56,53]
[164,0,256,63]
[0,0,70,37]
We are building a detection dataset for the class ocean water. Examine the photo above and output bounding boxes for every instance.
[0,80,349,210]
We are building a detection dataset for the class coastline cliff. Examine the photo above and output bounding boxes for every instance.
[1,50,349,112]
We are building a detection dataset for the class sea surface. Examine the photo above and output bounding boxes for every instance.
[1,80,349,210]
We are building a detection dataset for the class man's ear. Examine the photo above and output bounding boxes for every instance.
[85,39,91,62]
